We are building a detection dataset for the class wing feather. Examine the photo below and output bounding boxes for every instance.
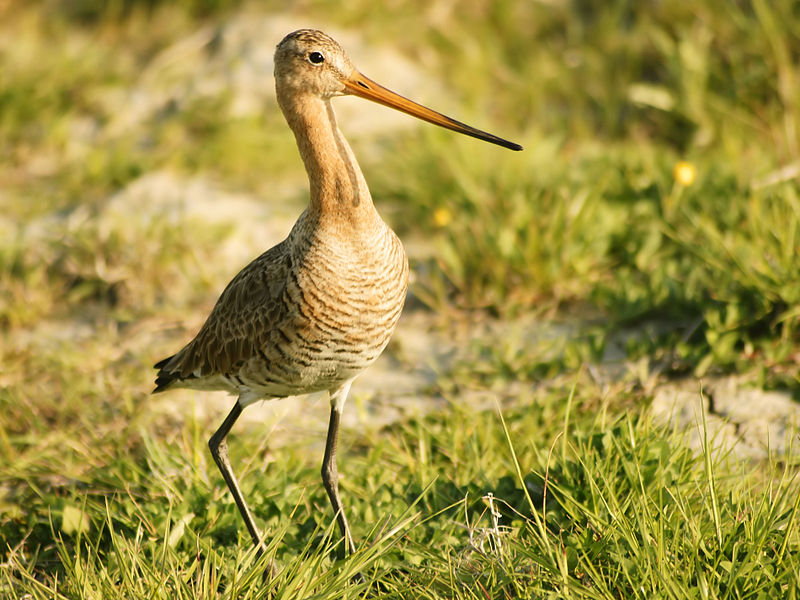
[153,240,293,392]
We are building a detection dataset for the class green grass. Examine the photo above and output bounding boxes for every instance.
[2,379,799,598]
[2,0,800,597]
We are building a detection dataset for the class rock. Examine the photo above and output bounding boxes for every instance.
[650,377,800,459]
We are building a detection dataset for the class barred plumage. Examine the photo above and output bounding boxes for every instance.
[152,28,520,572]
[154,211,408,399]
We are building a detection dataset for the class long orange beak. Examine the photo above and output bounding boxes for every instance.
[343,71,523,151]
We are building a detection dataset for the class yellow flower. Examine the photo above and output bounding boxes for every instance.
[432,207,451,228]
[673,160,696,186]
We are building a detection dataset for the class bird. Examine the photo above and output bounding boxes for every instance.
[153,28,521,569]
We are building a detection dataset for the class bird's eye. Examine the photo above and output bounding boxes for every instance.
[308,51,325,64]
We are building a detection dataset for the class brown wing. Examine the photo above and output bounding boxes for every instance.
[153,240,293,392]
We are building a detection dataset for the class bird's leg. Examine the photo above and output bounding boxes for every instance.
[322,381,356,558]
[209,401,271,564]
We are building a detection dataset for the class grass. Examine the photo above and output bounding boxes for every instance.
[2,380,799,598]
[1,0,799,597]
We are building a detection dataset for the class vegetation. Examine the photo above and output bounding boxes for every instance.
[1,0,798,598]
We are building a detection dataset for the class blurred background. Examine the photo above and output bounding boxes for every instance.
[1,0,799,594]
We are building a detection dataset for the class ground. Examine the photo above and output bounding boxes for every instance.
[1,2,799,598]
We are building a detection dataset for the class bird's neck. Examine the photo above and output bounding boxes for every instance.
[279,92,377,226]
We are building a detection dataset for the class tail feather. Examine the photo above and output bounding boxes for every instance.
[153,354,179,393]
[153,355,173,370]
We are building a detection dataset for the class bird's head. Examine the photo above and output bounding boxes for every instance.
[274,29,522,151]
